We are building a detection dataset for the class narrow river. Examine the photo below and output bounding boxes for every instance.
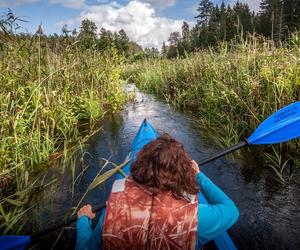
[27,85,300,250]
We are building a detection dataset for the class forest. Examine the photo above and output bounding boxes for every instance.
[2,0,300,59]
[163,0,300,58]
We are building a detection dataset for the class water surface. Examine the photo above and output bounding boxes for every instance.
[28,85,300,250]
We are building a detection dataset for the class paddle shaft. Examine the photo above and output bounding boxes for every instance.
[31,202,106,243]
[198,141,248,166]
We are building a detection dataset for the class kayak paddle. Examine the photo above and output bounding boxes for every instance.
[0,202,106,250]
[1,101,299,250]
[199,101,300,165]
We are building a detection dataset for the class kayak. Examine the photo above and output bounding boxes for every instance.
[116,119,237,250]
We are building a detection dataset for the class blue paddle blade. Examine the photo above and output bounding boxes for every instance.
[248,102,300,145]
[0,236,31,250]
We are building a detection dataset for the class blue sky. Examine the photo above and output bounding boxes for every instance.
[0,0,261,47]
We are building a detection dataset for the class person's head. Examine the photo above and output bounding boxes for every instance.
[131,133,199,200]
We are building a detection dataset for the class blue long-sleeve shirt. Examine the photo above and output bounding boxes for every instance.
[76,172,239,250]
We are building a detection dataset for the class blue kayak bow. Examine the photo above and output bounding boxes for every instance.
[1,102,300,250]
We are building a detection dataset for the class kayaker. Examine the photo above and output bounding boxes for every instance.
[76,134,239,250]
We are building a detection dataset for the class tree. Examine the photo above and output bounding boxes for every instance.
[219,1,227,40]
[182,21,191,53]
[195,0,214,27]
[114,29,130,55]
[79,19,98,49]
[167,32,181,58]
[161,42,168,58]
[72,28,78,37]
[208,6,220,45]
[144,47,160,58]
[225,5,235,41]
[233,2,254,38]
[194,0,214,48]
[128,41,143,61]
[98,28,113,50]
[190,26,201,50]
[167,45,178,59]
[168,32,181,45]
[62,24,70,37]
[259,0,283,41]
[182,21,190,39]
[79,19,97,38]
[282,0,300,36]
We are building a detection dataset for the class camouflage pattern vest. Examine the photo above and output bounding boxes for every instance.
[102,177,198,250]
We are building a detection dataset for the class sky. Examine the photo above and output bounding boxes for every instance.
[0,0,261,48]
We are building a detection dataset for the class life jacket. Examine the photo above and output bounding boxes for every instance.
[102,177,198,250]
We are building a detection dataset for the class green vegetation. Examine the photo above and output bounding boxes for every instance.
[127,35,300,183]
[0,12,127,233]
[163,0,300,58]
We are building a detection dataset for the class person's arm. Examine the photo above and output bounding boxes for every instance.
[76,205,105,250]
[191,160,239,244]
[196,172,239,243]
[76,216,93,250]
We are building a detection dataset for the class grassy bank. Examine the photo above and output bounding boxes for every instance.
[0,34,126,233]
[126,35,300,183]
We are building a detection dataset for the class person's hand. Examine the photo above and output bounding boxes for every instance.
[191,160,200,174]
[77,204,95,220]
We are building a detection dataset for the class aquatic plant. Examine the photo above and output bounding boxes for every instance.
[0,30,126,233]
[127,34,300,182]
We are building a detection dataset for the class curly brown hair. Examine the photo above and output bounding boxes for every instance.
[131,133,200,200]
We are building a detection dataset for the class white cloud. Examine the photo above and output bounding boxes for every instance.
[62,0,185,48]
[49,0,85,9]
[229,0,261,13]
[141,0,176,9]
[0,0,39,7]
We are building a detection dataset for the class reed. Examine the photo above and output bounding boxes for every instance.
[0,33,126,233]
[126,34,300,182]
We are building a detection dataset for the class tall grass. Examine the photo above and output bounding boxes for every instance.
[0,33,126,233]
[126,34,300,183]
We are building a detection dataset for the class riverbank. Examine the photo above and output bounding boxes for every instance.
[125,35,300,183]
[0,35,127,233]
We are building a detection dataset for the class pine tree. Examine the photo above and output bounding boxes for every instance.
[98,28,113,50]
[225,5,235,41]
[161,42,168,58]
[79,19,97,49]
[208,6,220,45]
[259,0,283,41]
[282,0,300,36]
[195,0,214,27]
[182,21,190,39]
[219,1,227,40]
[79,19,97,38]
[168,32,181,46]
[190,26,201,50]
[182,21,191,53]
[167,32,181,58]
[114,29,130,54]
[233,2,254,38]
